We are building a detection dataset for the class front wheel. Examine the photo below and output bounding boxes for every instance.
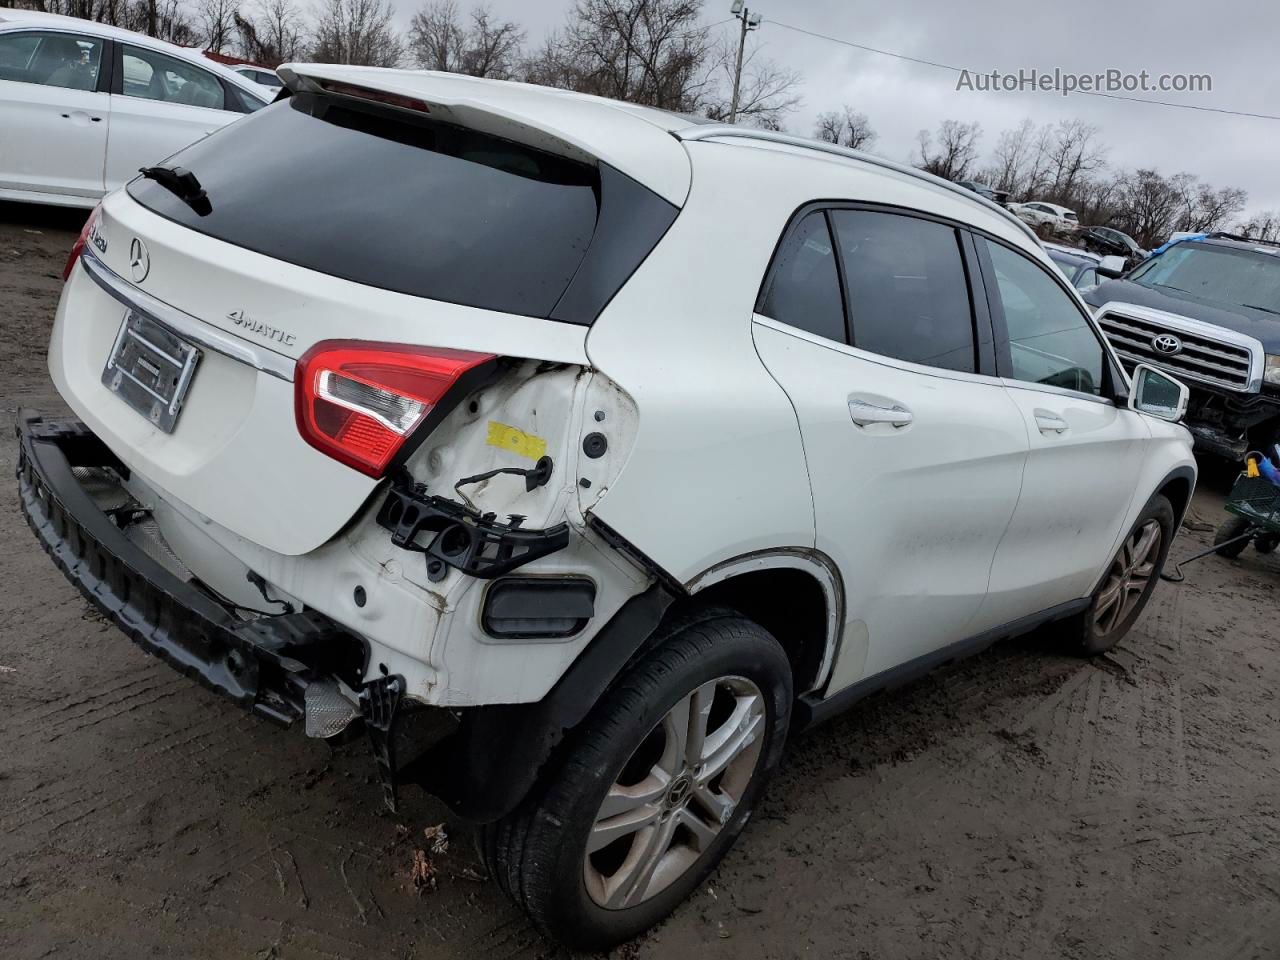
[481,614,792,952]
[1062,494,1175,656]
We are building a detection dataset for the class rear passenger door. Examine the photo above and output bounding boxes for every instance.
[973,236,1150,627]
[105,44,240,191]
[751,205,1029,692]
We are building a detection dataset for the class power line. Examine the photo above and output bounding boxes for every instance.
[766,18,1280,122]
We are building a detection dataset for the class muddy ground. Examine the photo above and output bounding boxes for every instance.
[2,202,1278,960]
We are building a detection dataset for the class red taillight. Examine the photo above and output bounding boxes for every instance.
[295,341,496,477]
[64,204,102,281]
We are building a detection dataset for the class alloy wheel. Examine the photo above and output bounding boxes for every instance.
[583,675,766,909]
[1094,519,1162,634]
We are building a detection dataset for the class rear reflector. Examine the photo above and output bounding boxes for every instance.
[295,341,495,477]
[64,204,101,281]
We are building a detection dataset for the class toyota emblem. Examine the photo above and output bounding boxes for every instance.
[129,237,150,283]
[1152,333,1182,356]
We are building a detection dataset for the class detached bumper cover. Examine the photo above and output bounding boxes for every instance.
[16,411,365,726]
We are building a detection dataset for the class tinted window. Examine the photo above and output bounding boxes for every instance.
[0,31,102,90]
[122,45,225,110]
[128,93,605,318]
[758,211,846,343]
[983,240,1105,394]
[831,209,976,373]
[223,82,265,114]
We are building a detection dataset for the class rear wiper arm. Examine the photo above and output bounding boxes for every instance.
[139,165,211,216]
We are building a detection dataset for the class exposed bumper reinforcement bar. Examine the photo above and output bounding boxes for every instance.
[15,410,368,728]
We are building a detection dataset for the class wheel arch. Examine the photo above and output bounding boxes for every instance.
[679,548,843,696]
[1155,464,1197,527]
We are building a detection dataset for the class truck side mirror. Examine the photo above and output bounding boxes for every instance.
[1128,363,1189,423]
[1096,255,1127,279]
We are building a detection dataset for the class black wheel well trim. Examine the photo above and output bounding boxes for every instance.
[405,548,842,822]
[1155,465,1197,527]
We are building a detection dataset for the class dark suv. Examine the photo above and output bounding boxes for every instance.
[1084,233,1280,458]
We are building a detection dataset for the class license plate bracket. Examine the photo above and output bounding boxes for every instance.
[101,309,201,433]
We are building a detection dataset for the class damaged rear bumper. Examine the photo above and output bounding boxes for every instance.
[15,410,368,728]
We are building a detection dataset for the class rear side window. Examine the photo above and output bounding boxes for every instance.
[830,210,976,373]
[757,211,846,343]
[127,93,626,319]
[121,45,225,110]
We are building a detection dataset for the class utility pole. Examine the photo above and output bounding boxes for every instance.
[728,1,762,124]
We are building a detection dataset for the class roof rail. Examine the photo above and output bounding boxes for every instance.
[673,124,1038,242]
[1205,231,1280,249]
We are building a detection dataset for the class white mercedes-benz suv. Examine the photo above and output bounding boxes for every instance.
[18,65,1196,949]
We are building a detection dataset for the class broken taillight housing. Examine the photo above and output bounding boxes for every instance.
[64,203,101,281]
[295,341,496,477]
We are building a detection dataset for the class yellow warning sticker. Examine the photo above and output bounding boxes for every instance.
[486,421,547,461]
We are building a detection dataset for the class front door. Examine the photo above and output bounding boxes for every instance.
[751,207,1029,691]
[0,30,109,199]
[973,236,1151,628]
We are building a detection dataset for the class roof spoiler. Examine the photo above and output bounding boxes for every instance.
[277,66,597,167]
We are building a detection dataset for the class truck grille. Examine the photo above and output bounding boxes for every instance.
[1097,309,1257,392]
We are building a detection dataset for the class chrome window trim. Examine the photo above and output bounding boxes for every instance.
[1093,300,1264,393]
[752,314,1008,389]
[998,376,1118,407]
[80,250,294,382]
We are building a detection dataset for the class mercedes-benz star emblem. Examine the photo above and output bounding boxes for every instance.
[1152,333,1183,356]
[129,237,150,283]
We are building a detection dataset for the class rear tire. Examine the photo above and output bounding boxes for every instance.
[1061,494,1175,656]
[480,614,792,952]
[1214,515,1253,559]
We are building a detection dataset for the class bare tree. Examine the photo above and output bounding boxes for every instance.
[407,0,464,71]
[311,0,402,66]
[462,5,523,78]
[986,117,1041,195]
[408,1,524,78]
[235,0,306,64]
[814,105,876,151]
[702,39,800,129]
[197,0,238,52]
[1110,169,1184,248]
[548,0,715,111]
[1174,175,1247,233]
[1042,119,1107,202]
[1235,211,1280,242]
[916,119,982,182]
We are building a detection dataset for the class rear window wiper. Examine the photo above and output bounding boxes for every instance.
[139,165,211,216]
[1242,303,1280,316]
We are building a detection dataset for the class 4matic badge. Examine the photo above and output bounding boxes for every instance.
[227,309,297,347]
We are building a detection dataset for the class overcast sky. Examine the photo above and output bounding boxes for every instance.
[400,0,1280,219]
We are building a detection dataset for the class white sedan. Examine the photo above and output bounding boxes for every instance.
[229,63,283,96]
[0,8,268,208]
[1010,200,1080,232]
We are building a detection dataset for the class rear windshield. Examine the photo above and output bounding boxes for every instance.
[127,92,601,318]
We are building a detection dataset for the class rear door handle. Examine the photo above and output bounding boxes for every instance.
[849,398,913,428]
[1034,410,1069,435]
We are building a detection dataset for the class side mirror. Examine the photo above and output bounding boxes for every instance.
[1128,363,1189,423]
[1096,255,1127,279]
